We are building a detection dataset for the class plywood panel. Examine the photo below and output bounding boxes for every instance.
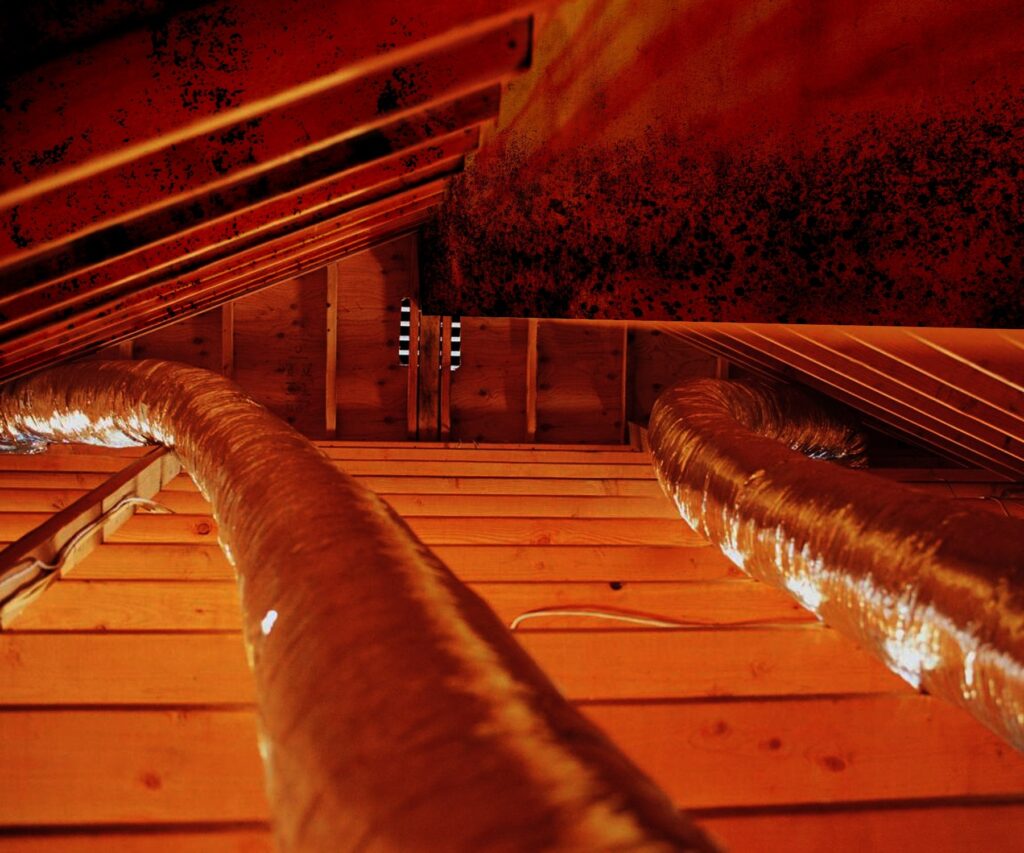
[334,236,412,440]
[132,310,223,372]
[450,318,529,442]
[233,268,327,438]
[628,326,718,423]
[536,321,625,444]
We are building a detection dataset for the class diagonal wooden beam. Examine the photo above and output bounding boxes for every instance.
[1,123,482,339]
[0,178,451,383]
[0,446,180,627]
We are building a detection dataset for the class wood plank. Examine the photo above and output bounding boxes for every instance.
[536,321,625,444]
[0,634,256,705]
[0,828,272,852]
[0,627,903,705]
[526,317,539,441]
[5,806,1024,853]
[3,695,1022,825]
[332,237,412,440]
[0,474,670,501]
[619,325,629,442]
[698,803,1024,853]
[449,318,531,443]
[0,710,266,825]
[350,476,665,496]
[518,628,905,700]
[99,515,705,546]
[405,297,421,440]
[232,268,328,439]
[0,450,656,477]
[319,446,650,464]
[417,314,442,440]
[381,494,678,518]
[132,311,223,374]
[440,315,452,440]
[11,581,242,631]
[11,579,809,632]
[317,441,640,451]
[0,490,684,516]
[325,263,339,437]
[70,544,740,583]
[12,469,1012,497]
[584,695,1024,808]
[327,461,660,478]
[220,302,234,378]
[628,326,717,424]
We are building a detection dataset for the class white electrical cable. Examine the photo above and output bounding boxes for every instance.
[508,607,806,631]
[0,496,173,603]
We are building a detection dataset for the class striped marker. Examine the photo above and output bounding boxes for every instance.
[399,298,412,366]
[450,315,461,372]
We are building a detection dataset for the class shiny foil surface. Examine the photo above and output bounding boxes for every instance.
[649,378,1024,751]
[0,361,717,852]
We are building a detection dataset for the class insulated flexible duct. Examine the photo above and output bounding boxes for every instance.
[0,360,715,851]
[649,378,1024,751]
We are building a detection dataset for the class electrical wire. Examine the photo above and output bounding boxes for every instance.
[508,606,808,631]
[0,496,172,604]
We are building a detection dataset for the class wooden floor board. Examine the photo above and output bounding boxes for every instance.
[0,627,903,705]
[9,579,810,632]
[65,543,741,582]
[2,696,1022,826]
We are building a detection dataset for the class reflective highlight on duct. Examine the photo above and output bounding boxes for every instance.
[649,378,1024,751]
[0,361,717,852]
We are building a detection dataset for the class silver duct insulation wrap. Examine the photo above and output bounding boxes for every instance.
[649,378,1024,751]
[0,361,716,851]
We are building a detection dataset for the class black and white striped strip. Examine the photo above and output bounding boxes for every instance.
[399,298,412,366]
[450,315,461,371]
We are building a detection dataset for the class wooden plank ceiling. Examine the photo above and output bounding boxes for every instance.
[0,1,538,384]
[1,442,1022,850]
